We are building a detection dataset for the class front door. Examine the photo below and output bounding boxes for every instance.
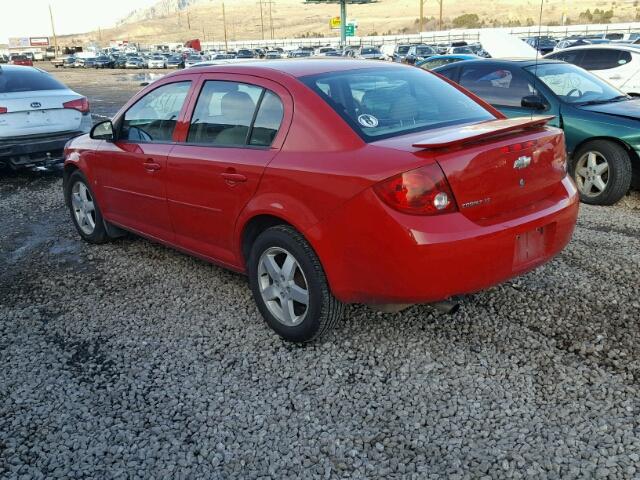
[167,75,291,266]
[95,80,192,240]
[456,63,560,127]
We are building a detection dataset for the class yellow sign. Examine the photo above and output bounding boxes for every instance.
[330,16,341,29]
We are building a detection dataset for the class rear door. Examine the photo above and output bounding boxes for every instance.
[167,73,292,265]
[95,80,193,241]
[456,63,560,127]
[577,48,635,89]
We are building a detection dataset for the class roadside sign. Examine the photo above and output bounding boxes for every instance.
[345,23,355,36]
[30,37,50,47]
[330,16,341,29]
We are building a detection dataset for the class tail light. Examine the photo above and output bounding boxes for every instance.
[374,163,457,215]
[63,97,90,114]
[0,107,7,114]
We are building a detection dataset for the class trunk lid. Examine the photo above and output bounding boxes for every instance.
[0,89,85,138]
[422,118,566,222]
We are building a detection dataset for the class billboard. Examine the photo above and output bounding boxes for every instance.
[8,37,30,48]
[30,37,50,46]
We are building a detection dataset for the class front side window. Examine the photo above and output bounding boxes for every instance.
[121,81,191,142]
[187,80,283,147]
[301,67,495,141]
[526,63,623,104]
[458,65,537,107]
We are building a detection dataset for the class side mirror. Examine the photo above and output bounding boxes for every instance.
[521,95,547,110]
[90,120,114,141]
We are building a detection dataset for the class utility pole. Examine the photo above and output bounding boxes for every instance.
[187,11,191,30]
[258,0,265,40]
[268,0,274,40]
[419,0,424,33]
[222,2,229,52]
[438,0,443,31]
[49,4,58,58]
[340,0,346,47]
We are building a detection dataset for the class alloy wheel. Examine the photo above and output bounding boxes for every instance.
[575,151,609,198]
[71,181,96,235]
[257,247,310,326]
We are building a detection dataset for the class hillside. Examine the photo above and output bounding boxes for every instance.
[58,0,633,46]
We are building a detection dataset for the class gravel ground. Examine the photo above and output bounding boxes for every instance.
[1,68,640,479]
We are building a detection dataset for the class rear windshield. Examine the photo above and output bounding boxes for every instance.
[0,68,66,93]
[301,67,495,141]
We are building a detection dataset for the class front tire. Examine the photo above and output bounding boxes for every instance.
[65,171,110,244]
[570,140,632,205]
[248,225,344,342]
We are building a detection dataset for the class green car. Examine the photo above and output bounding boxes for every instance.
[434,59,639,205]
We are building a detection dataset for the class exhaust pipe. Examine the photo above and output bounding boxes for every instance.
[431,300,460,315]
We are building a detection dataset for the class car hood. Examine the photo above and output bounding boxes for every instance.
[578,98,640,120]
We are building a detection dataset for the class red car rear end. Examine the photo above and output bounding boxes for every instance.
[9,55,33,67]
[63,59,578,341]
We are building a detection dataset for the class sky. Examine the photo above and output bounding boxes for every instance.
[0,0,159,44]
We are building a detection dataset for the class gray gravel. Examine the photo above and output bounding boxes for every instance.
[1,68,640,478]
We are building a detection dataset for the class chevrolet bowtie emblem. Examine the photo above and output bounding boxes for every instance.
[513,155,532,169]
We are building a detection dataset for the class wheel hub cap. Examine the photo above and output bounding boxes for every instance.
[257,247,309,326]
[575,151,609,197]
[71,181,96,235]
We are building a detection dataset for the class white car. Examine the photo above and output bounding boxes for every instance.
[184,55,205,68]
[0,65,92,170]
[545,44,640,95]
[146,55,167,69]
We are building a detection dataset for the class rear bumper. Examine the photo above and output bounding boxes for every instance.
[307,176,579,304]
[0,130,87,169]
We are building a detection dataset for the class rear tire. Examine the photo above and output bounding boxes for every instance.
[248,225,344,342]
[570,140,632,205]
[65,171,110,244]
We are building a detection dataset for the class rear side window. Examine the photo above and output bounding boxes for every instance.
[0,68,66,93]
[187,80,283,147]
[579,49,631,70]
[458,65,537,107]
[548,50,584,65]
[121,81,191,143]
[301,67,494,141]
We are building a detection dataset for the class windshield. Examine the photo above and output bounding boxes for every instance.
[415,46,435,55]
[526,63,623,104]
[0,68,66,93]
[396,45,410,54]
[301,67,495,141]
[362,48,381,54]
[452,47,473,54]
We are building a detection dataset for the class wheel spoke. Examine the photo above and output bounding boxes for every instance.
[263,254,281,281]
[593,176,607,192]
[79,183,89,202]
[587,152,597,169]
[595,162,609,175]
[281,299,295,324]
[582,179,593,194]
[71,193,82,209]
[281,254,297,281]
[262,284,279,301]
[290,284,309,305]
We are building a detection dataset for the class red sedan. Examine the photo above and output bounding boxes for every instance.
[63,60,579,342]
[9,54,34,67]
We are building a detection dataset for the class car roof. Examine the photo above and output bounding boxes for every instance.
[435,58,566,69]
[167,58,414,78]
[549,44,639,52]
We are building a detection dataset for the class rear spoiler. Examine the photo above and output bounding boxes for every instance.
[412,116,555,149]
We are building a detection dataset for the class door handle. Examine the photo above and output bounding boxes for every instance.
[221,172,247,184]
[144,158,161,171]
